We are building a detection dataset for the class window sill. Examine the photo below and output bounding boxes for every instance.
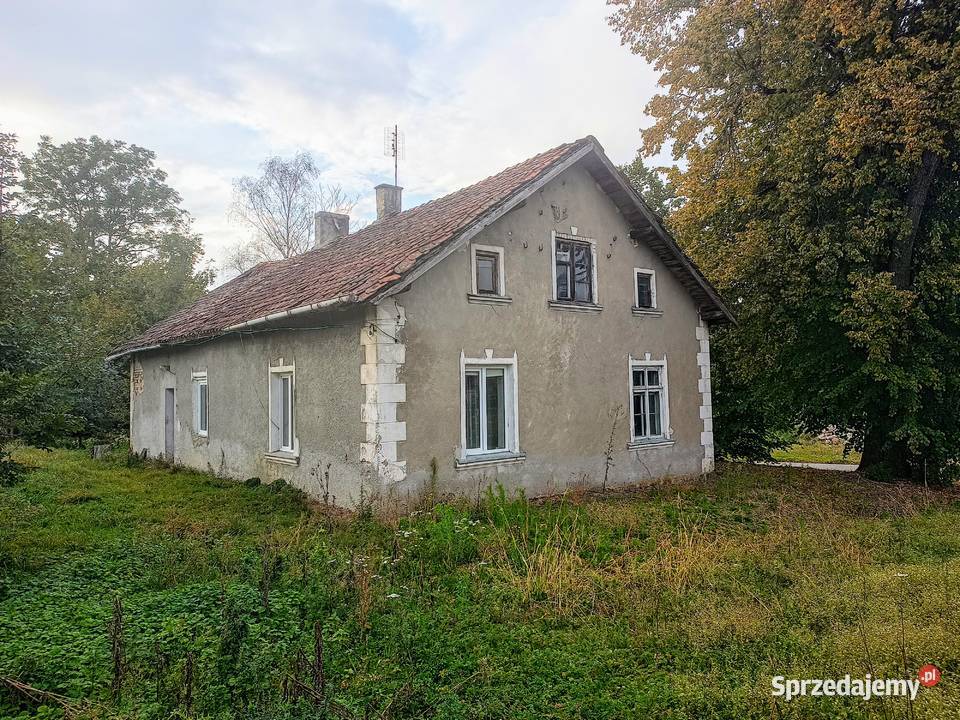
[454,451,526,470]
[264,450,300,466]
[467,293,513,305]
[627,439,675,451]
[547,300,603,313]
[631,307,663,317]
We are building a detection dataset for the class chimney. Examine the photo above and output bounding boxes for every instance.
[314,210,350,249]
[375,183,403,220]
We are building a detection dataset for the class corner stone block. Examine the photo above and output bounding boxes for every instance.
[365,383,406,404]
[360,362,401,385]
[365,420,406,444]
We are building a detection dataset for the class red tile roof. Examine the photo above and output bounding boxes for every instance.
[110,138,589,357]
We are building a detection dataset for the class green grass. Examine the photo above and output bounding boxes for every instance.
[1,448,958,719]
[772,437,862,465]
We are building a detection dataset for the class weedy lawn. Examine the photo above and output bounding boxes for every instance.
[0,448,957,719]
[771,437,862,465]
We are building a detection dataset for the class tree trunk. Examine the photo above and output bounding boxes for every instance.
[889,149,940,288]
[858,424,915,480]
[860,151,941,482]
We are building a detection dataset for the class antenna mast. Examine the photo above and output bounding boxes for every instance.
[383,125,404,185]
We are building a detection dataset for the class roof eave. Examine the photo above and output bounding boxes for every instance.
[584,149,736,325]
[105,293,360,362]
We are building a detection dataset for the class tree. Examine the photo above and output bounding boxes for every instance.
[0,132,21,226]
[21,136,191,293]
[227,151,357,273]
[609,0,960,481]
[1,134,212,445]
[618,152,678,219]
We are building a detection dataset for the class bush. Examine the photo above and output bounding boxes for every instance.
[0,448,25,487]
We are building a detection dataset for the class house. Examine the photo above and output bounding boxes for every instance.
[108,136,733,506]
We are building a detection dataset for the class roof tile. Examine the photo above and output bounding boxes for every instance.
[112,138,588,356]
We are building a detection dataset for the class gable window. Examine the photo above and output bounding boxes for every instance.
[269,363,296,454]
[470,244,507,301]
[460,352,520,460]
[634,269,657,309]
[629,358,670,443]
[192,372,208,437]
[556,239,593,302]
[550,232,599,310]
[476,252,499,294]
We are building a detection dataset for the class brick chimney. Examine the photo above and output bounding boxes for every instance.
[375,183,402,220]
[314,210,349,249]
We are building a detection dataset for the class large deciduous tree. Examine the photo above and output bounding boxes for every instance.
[609,0,960,480]
[1,134,212,446]
[21,136,190,293]
[618,152,678,220]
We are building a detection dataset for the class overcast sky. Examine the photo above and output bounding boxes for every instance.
[2,0,662,276]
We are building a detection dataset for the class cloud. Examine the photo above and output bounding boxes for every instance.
[0,0,662,279]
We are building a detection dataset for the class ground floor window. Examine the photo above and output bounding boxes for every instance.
[630,359,669,442]
[192,371,208,436]
[269,364,295,453]
[461,352,518,457]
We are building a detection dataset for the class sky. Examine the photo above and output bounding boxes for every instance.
[1,0,663,279]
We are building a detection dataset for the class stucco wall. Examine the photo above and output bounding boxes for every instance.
[129,308,366,504]
[396,162,708,498]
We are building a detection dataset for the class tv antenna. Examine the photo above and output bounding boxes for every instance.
[383,124,405,186]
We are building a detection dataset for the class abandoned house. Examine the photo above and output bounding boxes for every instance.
[108,136,733,505]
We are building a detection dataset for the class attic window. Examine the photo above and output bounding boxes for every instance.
[476,252,499,294]
[551,232,598,306]
[634,269,657,309]
[469,244,508,303]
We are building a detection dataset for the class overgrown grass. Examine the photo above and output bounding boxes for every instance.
[1,448,957,719]
[772,436,862,464]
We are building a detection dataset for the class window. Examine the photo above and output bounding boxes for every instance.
[634,269,657,309]
[269,364,296,453]
[470,244,506,298]
[192,372,208,437]
[476,252,498,294]
[460,352,519,458]
[630,359,670,442]
[551,232,598,305]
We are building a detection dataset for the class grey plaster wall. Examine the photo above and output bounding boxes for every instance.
[127,161,712,507]
[129,308,367,504]
[396,162,708,499]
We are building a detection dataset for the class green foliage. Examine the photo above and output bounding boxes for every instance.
[0,448,25,487]
[0,133,213,446]
[609,0,960,479]
[617,151,678,219]
[2,449,959,718]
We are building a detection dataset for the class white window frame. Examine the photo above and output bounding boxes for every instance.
[192,371,208,437]
[628,355,671,443]
[470,243,506,297]
[268,361,297,454]
[551,231,599,304]
[459,350,520,458]
[633,268,657,309]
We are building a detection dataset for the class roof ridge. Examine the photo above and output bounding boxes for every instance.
[301,137,589,258]
[109,134,731,360]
